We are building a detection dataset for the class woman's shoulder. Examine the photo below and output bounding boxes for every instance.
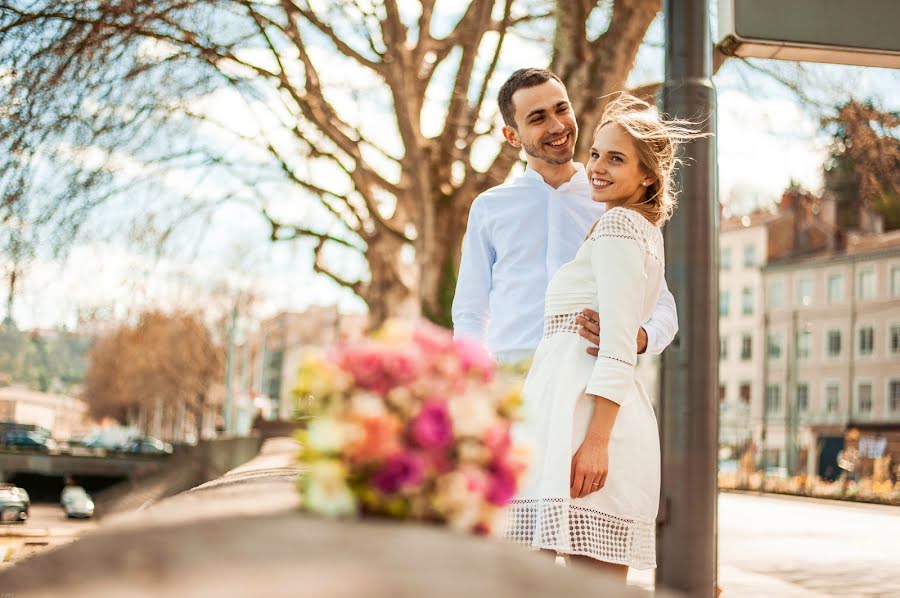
[590,207,648,240]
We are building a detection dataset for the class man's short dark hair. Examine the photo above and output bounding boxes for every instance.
[498,68,563,129]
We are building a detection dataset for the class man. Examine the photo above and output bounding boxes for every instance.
[452,68,678,363]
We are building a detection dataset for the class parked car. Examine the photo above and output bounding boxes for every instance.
[60,486,94,519]
[123,436,173,455]
[0,488,28,524]
[2,431,57,452]
[0,484,30,515]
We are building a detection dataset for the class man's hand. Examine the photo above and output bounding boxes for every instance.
[576,308,648,356]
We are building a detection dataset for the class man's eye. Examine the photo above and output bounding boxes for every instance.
[531,117,543,124]
[557,105,569,113]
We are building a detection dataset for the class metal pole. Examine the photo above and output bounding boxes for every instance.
[658,1,718,595]
[223,304,238,435]
[786,310,799,475]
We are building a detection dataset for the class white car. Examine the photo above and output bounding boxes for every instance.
[60,486,95,519]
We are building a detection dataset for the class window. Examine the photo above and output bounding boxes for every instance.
[859,326,874,356]
[827,273,844,304]
[719,384,727,403]
[890,324,900,355]
[857,268,876,300]
[827,330,841,357]
[795,277,813,307]
[743,244,757,268]
[767,333,782,359]
[797,330,811,360]
[767,279,785,310]
[890,380,900,413]
[719,335,728,360]
[892,266,900,297]
[740,334,752,361]
[741,287,754,315]
[825,384,840,413]
[765,385,781,414]
[719,290,730,317]
[857,382,873,414]
[739,382,751,405]
[720,247,731,271]
[796,383,809,413]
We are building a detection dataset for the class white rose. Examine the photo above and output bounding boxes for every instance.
[448,392,496,437]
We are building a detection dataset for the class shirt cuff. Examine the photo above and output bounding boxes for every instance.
[642,322,662,356]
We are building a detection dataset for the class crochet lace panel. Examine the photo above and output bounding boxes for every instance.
[589,207,663,265]
[504,497,656,569]
[542,311,581,339]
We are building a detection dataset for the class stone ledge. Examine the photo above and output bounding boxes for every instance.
[0,437,676,597]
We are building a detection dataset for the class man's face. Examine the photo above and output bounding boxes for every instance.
[503,79,578,166]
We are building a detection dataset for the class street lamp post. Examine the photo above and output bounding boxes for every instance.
[658,1,719,595]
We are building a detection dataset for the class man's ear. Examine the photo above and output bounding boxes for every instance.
[502,125,521,148]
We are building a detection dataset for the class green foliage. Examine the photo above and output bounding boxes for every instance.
[0,325,91,393]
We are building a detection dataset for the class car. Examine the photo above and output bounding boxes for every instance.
[0,484,30,515]
[123,436,173,455]
[60,486,94,519]
[3,431,57,452]
[0,489,28,524]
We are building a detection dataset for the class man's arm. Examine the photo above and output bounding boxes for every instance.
[576,276,678,356]
[451,199,494,344]
[641,276,678,355]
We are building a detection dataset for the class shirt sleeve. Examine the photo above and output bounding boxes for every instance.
[584,214,647,405]
[452,198,495,344]
[641,276,678,356]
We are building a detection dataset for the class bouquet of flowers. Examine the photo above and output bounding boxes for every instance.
[292,320,527,535]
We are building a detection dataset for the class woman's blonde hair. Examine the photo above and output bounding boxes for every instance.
[594,93,708,226]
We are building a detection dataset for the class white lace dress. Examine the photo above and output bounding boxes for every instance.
[504,207,664,569]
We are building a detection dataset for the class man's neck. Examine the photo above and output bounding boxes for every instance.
[526,158,578,189]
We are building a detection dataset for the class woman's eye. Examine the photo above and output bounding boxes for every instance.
[610,156,622,163]
[590,152,599,159]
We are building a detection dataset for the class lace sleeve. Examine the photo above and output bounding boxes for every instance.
[584,208,647,404]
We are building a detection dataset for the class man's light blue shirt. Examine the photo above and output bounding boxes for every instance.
[452,163,678,363]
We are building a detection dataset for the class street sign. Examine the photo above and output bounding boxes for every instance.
[717,0,900,68]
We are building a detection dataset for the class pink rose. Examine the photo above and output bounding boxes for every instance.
[453,336,495,382]
[371,452,425,494]
[485,463,517,506]
[410,400,454,450]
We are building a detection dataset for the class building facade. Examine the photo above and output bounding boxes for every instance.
[718,193,900,477]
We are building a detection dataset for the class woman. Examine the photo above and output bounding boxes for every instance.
[504,94,703,579]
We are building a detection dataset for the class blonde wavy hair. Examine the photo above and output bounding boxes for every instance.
[594,93,708,226]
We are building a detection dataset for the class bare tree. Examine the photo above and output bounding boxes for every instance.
[82,310,223,440]
[1,1,661,326]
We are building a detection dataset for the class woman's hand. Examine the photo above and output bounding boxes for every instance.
[570,436,609,498]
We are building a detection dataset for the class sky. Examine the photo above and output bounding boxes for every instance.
[6,3,900,331]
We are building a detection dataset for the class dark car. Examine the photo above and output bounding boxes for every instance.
[123,436,173,455]
[3,431,57,452]
[0,488,28,524]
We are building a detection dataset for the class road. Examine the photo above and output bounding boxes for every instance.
[0,503,97,568]
[629,492,900,597]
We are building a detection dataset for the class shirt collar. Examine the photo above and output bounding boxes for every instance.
[523,163,588,191]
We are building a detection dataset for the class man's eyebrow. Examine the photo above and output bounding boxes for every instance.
[525,101,569,120]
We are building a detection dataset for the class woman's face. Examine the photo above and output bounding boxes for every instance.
[586,123,653,207]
